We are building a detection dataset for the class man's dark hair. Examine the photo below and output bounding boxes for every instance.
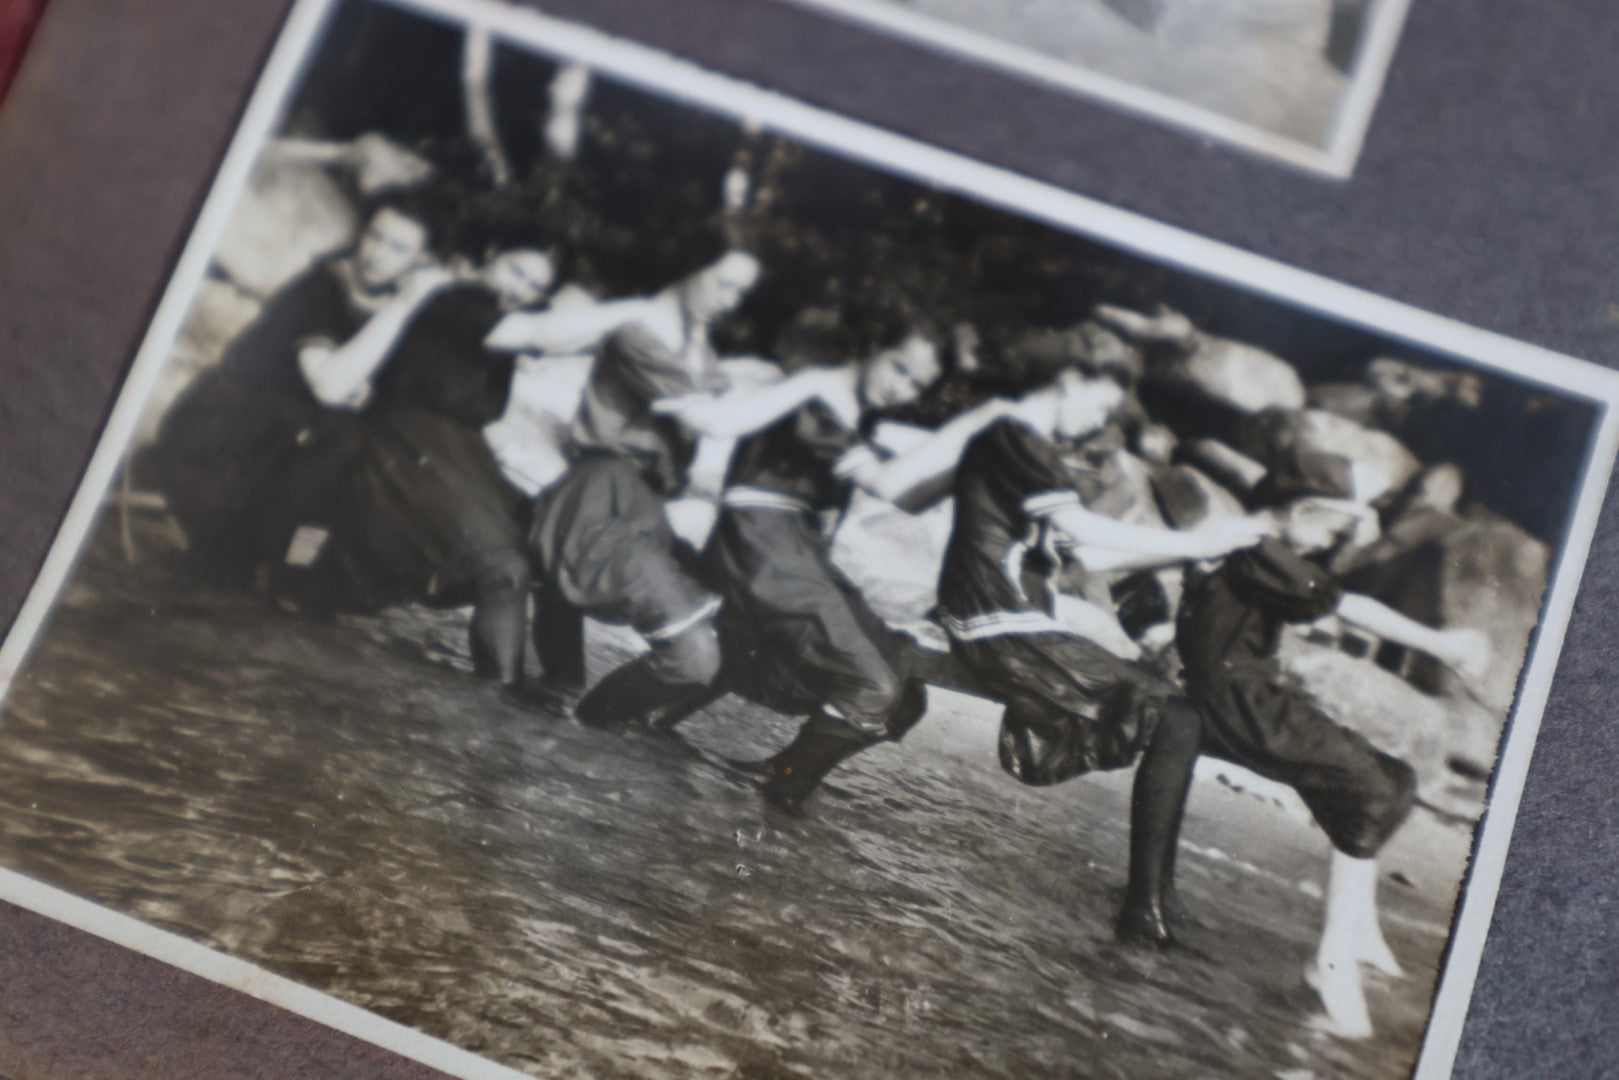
[867,308,946,362]
[680,234,753,282]
[359,188,450,255]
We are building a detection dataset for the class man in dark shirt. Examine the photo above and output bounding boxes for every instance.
[293,248,557,685]
[936,369,1268,947]
[1175,497,1487,1038]
[149,203,445,590]
[621,328,1016,813]
[526,252,858,720]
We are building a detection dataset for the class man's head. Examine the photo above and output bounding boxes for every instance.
[680,250,761,325]
[354,205,431,292]
[859,331,943,411]
[484,249,555,310]
[1272,497,1378,555]
[1046,369,1126,442]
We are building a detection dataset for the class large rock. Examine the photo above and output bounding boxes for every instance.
[1342,508,1549,716]
[1295,408,1421,502]
[1239,407,1421,504]
[1147,334,1307,417]
[1149,462,1247,528]
[134,278,263,450]
[133,162,357,451]
[215,159,358,298]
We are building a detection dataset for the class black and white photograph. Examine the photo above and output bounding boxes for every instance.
[778,0,1411,174]
[0,0,1614,1077]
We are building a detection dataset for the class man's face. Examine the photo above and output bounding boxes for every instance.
[487,250,554,310]
[1282,517,1337,554]
[1281,501,1361,554]
[1054,374,1124,441]
[860,333,941,411]
[684,252,760,323]
[355,208,429,291]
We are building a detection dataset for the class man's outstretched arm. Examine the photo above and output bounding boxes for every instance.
[846,399,1017,509]
[484,297,655,354]
[1050,504,1269,566]
[298,266,452,409]
[651,367,846,441]
[1334,593,1489,677]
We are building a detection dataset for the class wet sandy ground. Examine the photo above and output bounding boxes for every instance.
[0,528,1465,1078]
[887,0,1356,146]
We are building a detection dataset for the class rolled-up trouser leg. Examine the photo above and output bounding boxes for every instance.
[1204,701,1419,860]
[1304,748,1418,859]
[541,455,724,723]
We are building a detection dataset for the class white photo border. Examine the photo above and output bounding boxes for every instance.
[776,0,1417,177]
[0,0,1614,1076]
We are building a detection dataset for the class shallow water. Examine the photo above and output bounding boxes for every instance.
[0,530,1460,1078]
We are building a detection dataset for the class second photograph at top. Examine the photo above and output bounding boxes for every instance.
[778,0,1411,174]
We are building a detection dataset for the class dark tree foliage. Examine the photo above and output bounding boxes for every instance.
[285,0,1592,544]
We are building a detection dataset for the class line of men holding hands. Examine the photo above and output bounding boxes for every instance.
[153,198,1491,1041]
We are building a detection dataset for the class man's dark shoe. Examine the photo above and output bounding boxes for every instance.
[1115,898,1177,950]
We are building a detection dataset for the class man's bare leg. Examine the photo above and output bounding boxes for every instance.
[1306,850,1394,1039]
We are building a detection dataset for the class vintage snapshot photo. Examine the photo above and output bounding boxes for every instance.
[779,0,1413,175]
[1,0,1614,1077]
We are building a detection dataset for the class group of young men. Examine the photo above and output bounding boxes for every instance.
[153,197,1490,1041]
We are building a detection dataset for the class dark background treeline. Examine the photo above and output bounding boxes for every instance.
[282,0,1596,545]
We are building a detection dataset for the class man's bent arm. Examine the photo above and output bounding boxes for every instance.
[852,399,1014,509]
[653,368,834,441]
[1335,593,1485,674]
[485,298,654,354]
[1049,504,1264,561]
[299,274,446,409]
